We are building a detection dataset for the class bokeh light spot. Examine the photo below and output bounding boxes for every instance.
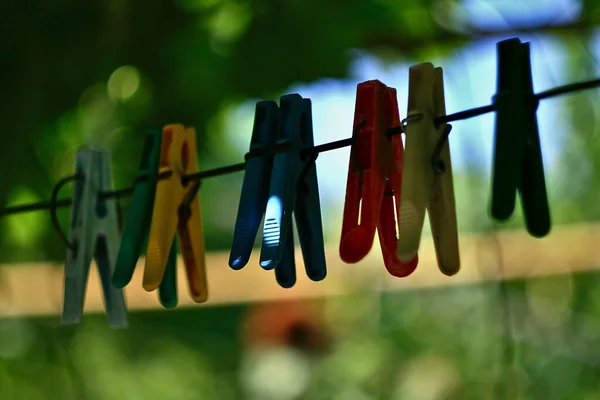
[4,187,46,247]
[107,65,141,102]
[206,2,252,43]
[527,275,573,328]
[394,354,460,400]
[241,347,311,400]
[78,83,117,147]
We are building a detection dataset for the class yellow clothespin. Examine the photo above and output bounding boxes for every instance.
[396,63,460,276]
[144,124,208,302]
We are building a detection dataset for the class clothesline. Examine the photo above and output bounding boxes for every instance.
[0,75,599,219]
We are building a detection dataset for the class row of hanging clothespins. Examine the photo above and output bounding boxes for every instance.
[2,37,599,328]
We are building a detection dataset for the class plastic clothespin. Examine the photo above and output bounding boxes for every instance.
[260,94,327,288]
[491,38,550,237]
[230,101,279,269]
[339,80,418,277]
[396,63,460,276]
[229,95,327,288]
[63,147,127,328]
[112,130,178,308]
[145,124,208,302]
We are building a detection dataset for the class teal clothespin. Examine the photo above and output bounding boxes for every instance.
[112,130,178,308]
[490,38,551,237]
[259,94,327,288]
[62,147,127,328]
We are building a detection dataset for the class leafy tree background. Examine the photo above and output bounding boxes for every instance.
[2,0,600,398]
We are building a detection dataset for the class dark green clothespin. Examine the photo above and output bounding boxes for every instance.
[112,130,178,308]
[490,38,551,237]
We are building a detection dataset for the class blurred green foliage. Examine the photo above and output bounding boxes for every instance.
[1,279,600,399]
[2,0,600,398]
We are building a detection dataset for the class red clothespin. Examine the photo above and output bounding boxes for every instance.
[339,80,418,277]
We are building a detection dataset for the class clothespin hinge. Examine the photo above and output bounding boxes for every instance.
[431,124,453,175]
[177,180,201,222]
[402,113,453,176]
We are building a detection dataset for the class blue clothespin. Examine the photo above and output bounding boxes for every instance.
[229,94,327,288]
[62,147,127,328]
[112,130,178,308]
[229,101,279,269]
[261,94,327,287]
[491,38,550,237]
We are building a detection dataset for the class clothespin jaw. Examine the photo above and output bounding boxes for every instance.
[397,63,460,276]
[112,130,178,308]
[229,101,279,270]
[379,86,419,277]
[145,124,208,303]
[63,147,127,328]
[491,38,551,237]
[339,80,418,277]
[259,94,327,288]
[158,238,178,308]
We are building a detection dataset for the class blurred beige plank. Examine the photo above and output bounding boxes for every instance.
[0,223,599,318]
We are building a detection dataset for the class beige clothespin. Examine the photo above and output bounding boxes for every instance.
[396,63,460,276]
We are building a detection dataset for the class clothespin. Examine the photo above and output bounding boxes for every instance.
[261,94,327,287]
[144,124,208,302]
[396,64,460,276]
[490,38,550,237]
[230,100,279,269]
[112,130,179,308]
[62,147,127,328]
[229,95,327,288]
[339,80,418,277]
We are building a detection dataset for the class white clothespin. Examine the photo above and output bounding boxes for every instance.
[62,147,128,328]
[396,63,460,276]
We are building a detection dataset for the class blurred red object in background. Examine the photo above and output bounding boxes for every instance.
[242,301,330,354]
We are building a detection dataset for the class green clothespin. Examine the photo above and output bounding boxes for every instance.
[490,38,551,237]
[112,130,178,308]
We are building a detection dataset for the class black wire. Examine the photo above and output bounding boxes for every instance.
[50,174,83,251]
[435,104,496,125]
[0,198,72,217]
[306,137,353,155]
[100,169,173,200]
[2,76,600,219]
[536,77,600,100]
[180,163,246,187]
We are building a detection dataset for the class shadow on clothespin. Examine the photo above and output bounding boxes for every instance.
[112,130,178,308]
[59,147,127,328]
[397,64,460,276]
[229,95,327,288]
[339,80,418,277]
[491,38,551,238]
[144,124,208,303]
